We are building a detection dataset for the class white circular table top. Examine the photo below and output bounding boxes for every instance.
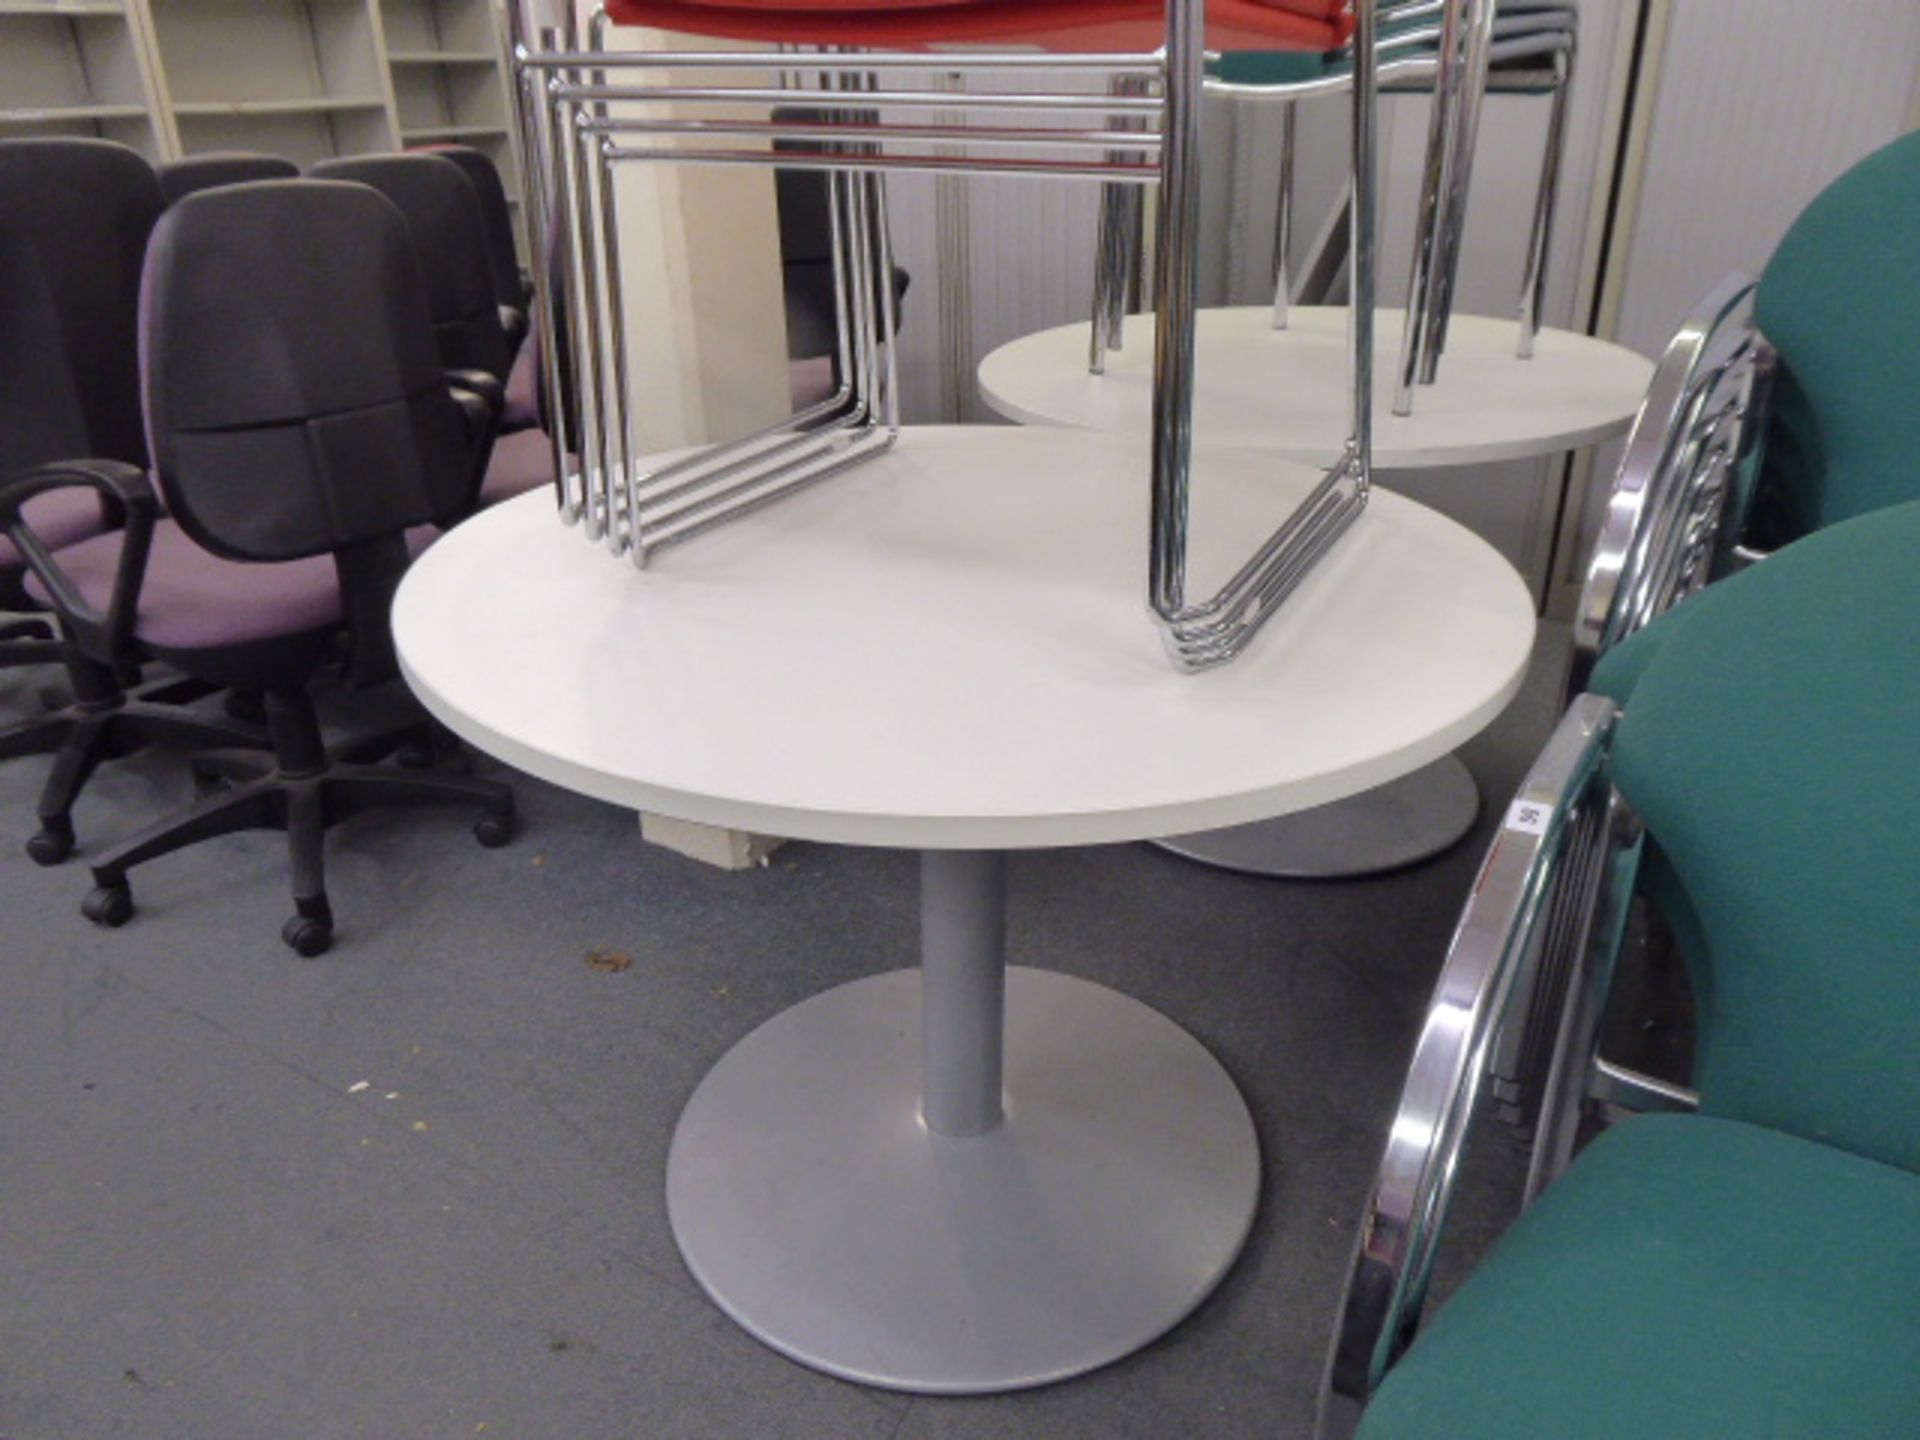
[394,426,1536,849]
[978,306,1656,467]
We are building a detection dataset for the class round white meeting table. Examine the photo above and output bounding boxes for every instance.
[979,305,1656,467]
[981,305,1653,877]
[393,426,1537,1396]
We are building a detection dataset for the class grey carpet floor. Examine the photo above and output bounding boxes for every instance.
[0,623,1571,1440]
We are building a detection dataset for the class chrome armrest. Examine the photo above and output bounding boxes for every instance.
[1570,274,1772,694]
[1317,693,1618,1432]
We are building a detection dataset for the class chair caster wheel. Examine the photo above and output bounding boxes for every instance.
[473,813,514,849]
[83,883,134,928]
[281,914,333,957]
[191,760,225,797]
[26,820,74,867]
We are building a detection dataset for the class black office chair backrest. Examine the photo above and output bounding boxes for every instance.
[414,144,524,315]
[0,137,161,477]
[310,154,513,382]
[142,179,474,563]
[157,151,299,205]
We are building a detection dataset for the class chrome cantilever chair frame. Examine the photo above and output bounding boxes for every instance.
[1317,277,1780,1435]
[1314,691,1641,1438]
[1484,277,1771,1139]
[1567,273,1777,695]
[507,0,1380,672]
[1084,0,1576,414]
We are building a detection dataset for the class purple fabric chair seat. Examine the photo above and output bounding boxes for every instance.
[26,519,343,652]
[0,488,107,573]
[480,427,563,508]
[790,354,838,411]
[501,337,541,432]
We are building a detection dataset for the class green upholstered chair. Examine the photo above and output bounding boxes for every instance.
[1482,276,1774,1133]
[1320,499,1920,1437]
[1534,133,1920,1136]
[1573,130,1920,697]
[1349,1114,1920,1440]
[1748,129,1920,545]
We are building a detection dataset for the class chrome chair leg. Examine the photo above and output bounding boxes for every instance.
[1270,99,1298,330]
[1422,0,1497,372]
[1090,73,1150,374]
[1516,44,1572,358]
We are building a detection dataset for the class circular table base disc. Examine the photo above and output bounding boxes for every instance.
[1154,755,1480,878]
[666,967,1260,1394]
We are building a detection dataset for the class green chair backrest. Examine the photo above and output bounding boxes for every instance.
[1752,130,1920,541]
[1597,498,1920,1173]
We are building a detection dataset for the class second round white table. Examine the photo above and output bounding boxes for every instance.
[393,427,1536,1395]
[981,305,1654,875]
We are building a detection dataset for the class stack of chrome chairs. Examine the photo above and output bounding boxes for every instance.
[505,0,1418,671]
[1092,0,1579,414]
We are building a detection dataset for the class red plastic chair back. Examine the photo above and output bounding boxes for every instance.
[605,0,1352,53]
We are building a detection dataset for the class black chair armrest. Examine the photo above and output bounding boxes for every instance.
[446,368,504,416]
[445,373,502,514]
[0,459,157,660]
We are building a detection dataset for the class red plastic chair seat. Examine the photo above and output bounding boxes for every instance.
[607,0,1351,53]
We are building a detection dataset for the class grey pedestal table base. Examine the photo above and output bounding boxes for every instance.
[665,850,1261,1394]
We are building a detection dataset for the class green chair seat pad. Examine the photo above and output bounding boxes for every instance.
[1358,1114,1920,1440]
[1604,500,1920,1172]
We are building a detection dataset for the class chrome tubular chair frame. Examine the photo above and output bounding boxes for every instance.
[507,0,1382,672]
[1083,1,1576,402]
[1315,692,1638,1437]
[1567,274,1776,695]
[1460,275,1772,1150]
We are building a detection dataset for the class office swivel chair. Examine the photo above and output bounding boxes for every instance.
[308,154,545,518]
[314,154,560,510]
[311,153,517,389]
[156,152,300,204]
[1322,497,1920,1438]
[413,143,530,351]
[0,137,269,863]
[13,179,515,955]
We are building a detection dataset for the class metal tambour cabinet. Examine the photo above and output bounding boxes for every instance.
[0,0,526,258]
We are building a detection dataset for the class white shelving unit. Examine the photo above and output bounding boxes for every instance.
[0,0,170,160]
[375,0,524,251]
[1,0,528,260]
[140,0,400,167]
